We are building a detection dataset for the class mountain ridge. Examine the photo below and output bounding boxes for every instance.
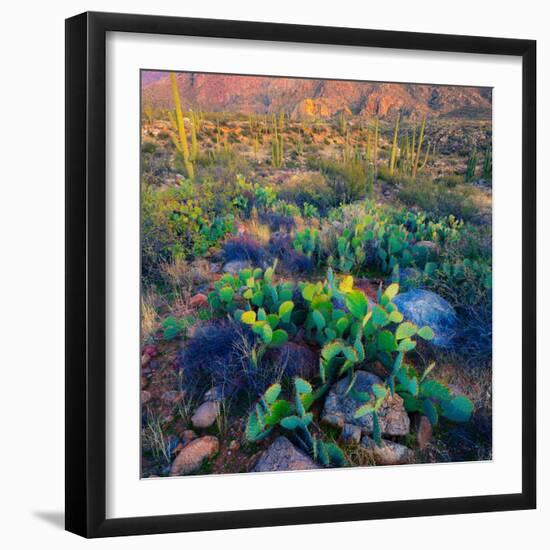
[141,71,492,120]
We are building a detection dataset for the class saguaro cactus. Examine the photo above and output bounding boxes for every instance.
[388,112,401,175]
[270,114,284,167]
[466,145,478,182]
[482,147,492,181]
[373,117,379,172]
[169,73,194,180]
[411,115,426,178]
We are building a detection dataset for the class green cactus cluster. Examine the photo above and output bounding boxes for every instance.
[237,267,473,454]
[246,378,347,467]
[293,227,321,264]
[297,200,465,277]
[398,363,474,426]
[302,202,320,219]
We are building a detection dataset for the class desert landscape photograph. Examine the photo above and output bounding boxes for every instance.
[139,70,493,478]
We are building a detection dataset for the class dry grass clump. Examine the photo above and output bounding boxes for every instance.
[342,442,375,468]
[239,217,272,245]
[141,290,161,342]
[161,258,211,293]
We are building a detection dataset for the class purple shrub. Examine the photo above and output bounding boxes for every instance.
[282,250,314,274]
[269,233,314,274]
[260,211,295,232]
[223,236,267,265]
[265,342,319,380]
[178,321,285,400]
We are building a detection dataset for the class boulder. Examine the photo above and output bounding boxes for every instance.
[392,289,458,347]
[361,436,415,466]
[322,371,410,436]
[252,436,317,472]
[170,436,219,475]
[191,401,219,429]
[223,260,251,275]
[341,423,362,445]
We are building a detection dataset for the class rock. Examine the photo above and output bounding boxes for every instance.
[170,436,219,476]
[252,436,317,472]
[190,293,209,309]
[223,260,251,274]
[361,436,415,465]
[141,390,152,405]
[175,443,185,455]
[392,289,458,348]
[417,415,432,450]
[180,429,197,447]
[191,401,219,429]
[341,423,362,445]
[322,371,410,436]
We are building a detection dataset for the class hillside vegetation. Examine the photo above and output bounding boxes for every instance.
[140,72,493,478]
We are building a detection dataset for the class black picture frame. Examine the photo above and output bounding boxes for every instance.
[65,11,536,538]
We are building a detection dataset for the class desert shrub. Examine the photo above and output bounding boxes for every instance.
[141,140,157,155]
[223,236,268,265]
[141,147,172,187]
[273,199,301,218]
[278,172,338,213]
[253,184,278,210]
[268,231,292,256]
[267,232,313,274]
[260,211,295,232]
[178,321,285,400]
[436,174,465,188]
[196,147,251,184]
[141,184,235,282]
[376,165,416,187]
[281,250,315,274]
[398,179,477,222]
[309,158,372,203]
[302,202,320,219]
[265,342,319,379]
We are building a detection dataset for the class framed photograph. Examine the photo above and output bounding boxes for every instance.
[65,11,536,538]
